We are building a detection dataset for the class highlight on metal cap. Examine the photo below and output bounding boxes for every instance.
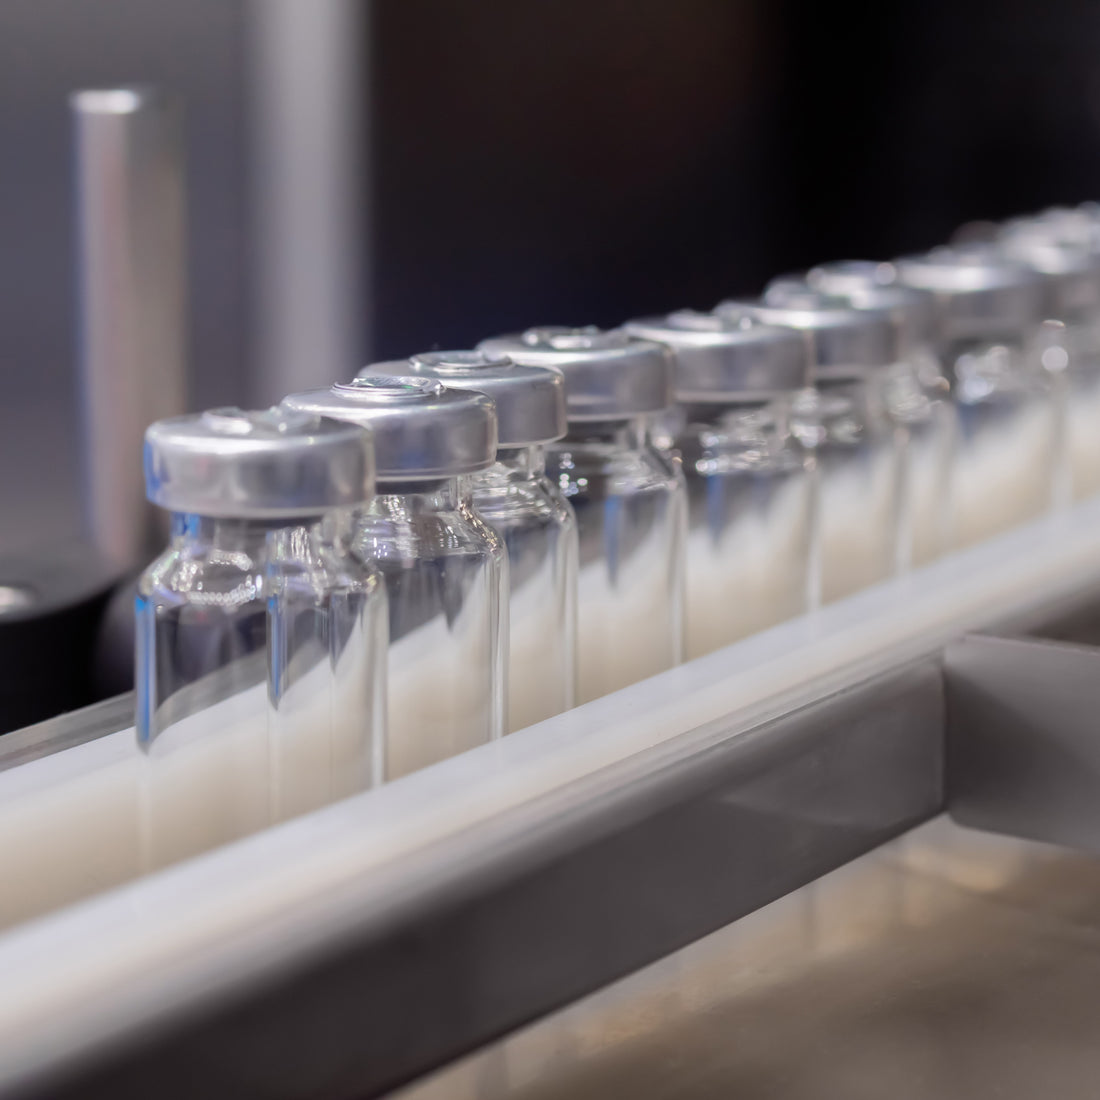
[144,406,375,518]
[997,226,1100,321]
[803,262,940,354]
[718,290,899,380]
[893,244,1046,340]
[360,349,566,448]
[477,326,672,422]
[623,308,810,402]
[281,376,497,482]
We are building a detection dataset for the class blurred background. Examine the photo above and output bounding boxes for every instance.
[1,0,1099,719]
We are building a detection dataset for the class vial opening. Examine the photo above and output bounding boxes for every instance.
[337,376,446,401]
[411,350,512,374]
[522,325,625,352]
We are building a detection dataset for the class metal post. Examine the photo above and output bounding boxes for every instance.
[71,87,187,570]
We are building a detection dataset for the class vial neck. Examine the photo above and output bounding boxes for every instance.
[374,476,467,511]
[495,444,545,477]
[563,417,649,449]
[169,513,317,552]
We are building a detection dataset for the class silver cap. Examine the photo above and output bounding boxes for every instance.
[893,245,1046,340]
[282,376,496,482]
[144,407,375,519]
[718,291,899,380]
[804,262,940,353]
[359,350,566,447]
[623,308,810,402]
[478,326,673,422]
[997,230,1100,320]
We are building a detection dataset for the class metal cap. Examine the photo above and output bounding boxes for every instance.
[804,262,940,353]
[144,407,375,519]
[282,376,496,482]
[477,326,673,421]
[623,308,810,402]
[997,229,1100,320]
[893,245,1046,340]
[359,350,566,447]
[718,291,899,380]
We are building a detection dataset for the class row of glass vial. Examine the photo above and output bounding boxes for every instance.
[136,203,1100,865]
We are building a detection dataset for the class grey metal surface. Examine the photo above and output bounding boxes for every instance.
[15,658,943,1099]
[283,377,498,481]
[622,309,810,402]
[0,694,134,774]
[144,407,375,517]
[946,633,1100,852]
[479,328,673,422]
[363,351,567,448]
[395,818,1100,1100]
[72,86,187,569]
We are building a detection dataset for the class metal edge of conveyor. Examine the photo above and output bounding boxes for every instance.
[6,500,1100,1097]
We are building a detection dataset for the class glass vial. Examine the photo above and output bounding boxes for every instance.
[480,327,685,704]
[137,408,384,868]
[283,377,507,779]
[804,263,955,568]
[999,225,1100,503]
[362,350,577,733]
[895,246,1053,549]
[624,309,814,659]
[725,294,903,606]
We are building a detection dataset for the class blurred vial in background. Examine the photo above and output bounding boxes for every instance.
[998,220,1100,502]
[804,262,955,568]
[137,408,383,868]
[894,246,1052,549]
[723,293,901,605]
[623,309,813,658]
[362,351,576,733]
[283,377,507,778]
[480,327,685,705]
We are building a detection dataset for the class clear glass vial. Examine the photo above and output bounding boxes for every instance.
[998,226,1100,502]
[894,246,1053,548]
[721,293,902,606]
[480,327,685,705]
[362,351,577,733]
[283,377,507,779]
[623,309,813,659]
[802,262,956,568]
[137,407,384,868]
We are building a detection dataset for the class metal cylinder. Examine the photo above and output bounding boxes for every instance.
[71,87,187,570]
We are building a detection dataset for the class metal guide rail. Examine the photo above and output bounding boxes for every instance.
[5,500,1100,1097]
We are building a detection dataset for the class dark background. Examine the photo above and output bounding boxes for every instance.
[3,0,1100,722]
[368,0,1100,357]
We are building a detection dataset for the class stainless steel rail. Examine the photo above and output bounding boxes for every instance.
[6,502,1100,1097]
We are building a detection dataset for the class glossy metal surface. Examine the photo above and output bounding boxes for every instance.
[72,87,187,569]
[397,818,1100,1100]
[364,352,567,448]
[479,328,672,422]
[283,377,497,481]
[144,408,375,518]
[622,310,809,401]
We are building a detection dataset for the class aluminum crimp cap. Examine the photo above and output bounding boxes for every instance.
[478,326,673,422]
[282,376,496,482]
[996,228,1100,321]
[144,406,375,519]
[893,244,1046,340]
[802,262,941,353]
[719,290,899,381]
[623,308,810,402]
[360,349,566,448]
